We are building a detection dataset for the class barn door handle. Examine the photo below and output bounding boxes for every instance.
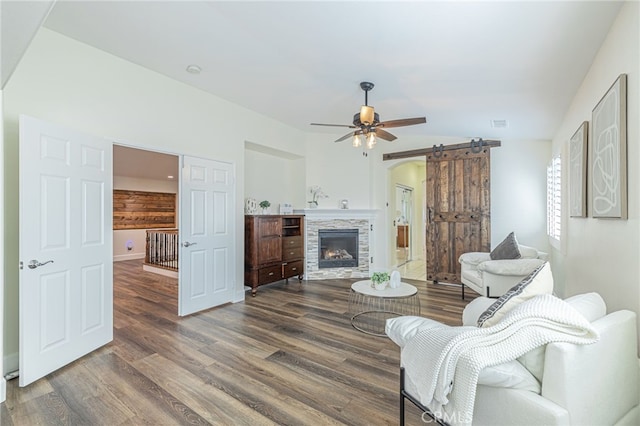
[182,241,197,247]
[428,208,433,223]
[28,259,54,269]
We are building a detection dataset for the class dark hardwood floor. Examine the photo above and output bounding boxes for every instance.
[2,260,475,425]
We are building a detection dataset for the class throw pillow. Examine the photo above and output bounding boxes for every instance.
[516,291,607,382]
[385,316,448,349]
[477,262,553,327]
[490,231,521,260]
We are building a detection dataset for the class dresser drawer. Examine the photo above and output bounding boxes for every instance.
[282,246,303,261]
[258,265,282,284]
[283,261,303,278]
[282,236,303,249]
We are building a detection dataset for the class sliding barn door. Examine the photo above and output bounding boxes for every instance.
[425,146,491,284]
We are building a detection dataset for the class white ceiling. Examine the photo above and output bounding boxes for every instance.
[5,1,625,142]
[113,145,179,181]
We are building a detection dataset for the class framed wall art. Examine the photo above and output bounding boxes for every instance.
[590,73,627,219]
[569,121,588,217]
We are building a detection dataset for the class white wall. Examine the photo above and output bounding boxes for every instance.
[244,148,305,211]
[304,133,550,274]
[303,133,373,209]
[491,138,551,251]
[113,175,179,261]
[2,28,307,369]
[549,1,639,339]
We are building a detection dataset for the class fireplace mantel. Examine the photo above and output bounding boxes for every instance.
[293,209,378,219]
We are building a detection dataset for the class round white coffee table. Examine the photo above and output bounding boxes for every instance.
[348,280,421,336]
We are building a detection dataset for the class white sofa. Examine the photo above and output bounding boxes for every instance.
[459,245,548,298]
[387,293,640,425]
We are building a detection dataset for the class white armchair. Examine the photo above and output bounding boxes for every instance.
[459,245,548,298]
[387,293,640,426]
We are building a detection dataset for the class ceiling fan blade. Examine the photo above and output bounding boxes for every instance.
[310,123,357,128]
[374,128,397,141]
[377,117,426,129]
[335,132,355,143]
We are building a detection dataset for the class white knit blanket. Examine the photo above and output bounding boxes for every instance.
[401,294,599,426]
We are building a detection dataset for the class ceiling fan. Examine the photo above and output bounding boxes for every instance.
[310,81,427,149]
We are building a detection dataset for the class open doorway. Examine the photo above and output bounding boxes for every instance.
[114,145,237,316]
[388,160,427,281]
[395,185,413,266]
[113,144,180,299]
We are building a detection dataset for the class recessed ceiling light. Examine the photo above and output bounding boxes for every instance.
[167,175,174,179]
[186,64,201,74]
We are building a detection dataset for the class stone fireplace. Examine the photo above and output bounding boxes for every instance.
[294,209,377,280]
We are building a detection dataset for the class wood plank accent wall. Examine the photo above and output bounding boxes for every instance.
[113,190,176,230]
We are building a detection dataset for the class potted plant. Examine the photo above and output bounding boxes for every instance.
[259,200,271,214]
[371,272,390,291]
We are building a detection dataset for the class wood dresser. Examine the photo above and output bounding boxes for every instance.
[244,215,304,296]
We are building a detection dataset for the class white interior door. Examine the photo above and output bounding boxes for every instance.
[19,115,113,386]
[179,156,235,316]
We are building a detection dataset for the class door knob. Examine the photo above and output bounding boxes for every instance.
[182,241,197,247]
[28,259,54,269]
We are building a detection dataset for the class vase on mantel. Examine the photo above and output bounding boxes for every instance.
[308,201,318,209]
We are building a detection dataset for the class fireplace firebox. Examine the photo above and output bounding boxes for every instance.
[318,229,359,268]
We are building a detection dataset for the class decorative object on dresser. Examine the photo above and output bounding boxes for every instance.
[244,215,305,296]
[279,203,293,215]
[258,200,271,214]
[245,197,258,214]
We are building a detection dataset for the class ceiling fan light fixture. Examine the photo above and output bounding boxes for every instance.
[352,134,362,148]
[360,105,375,125]
[366,132,377,149]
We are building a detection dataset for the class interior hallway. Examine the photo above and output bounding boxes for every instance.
[395,254,427,282]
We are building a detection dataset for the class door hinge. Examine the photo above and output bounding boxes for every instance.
[370,257,373,264]
[19,261,23,270]
[370,224,373,231]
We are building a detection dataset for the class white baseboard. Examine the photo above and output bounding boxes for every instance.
[0,377,5,403]
[113,253,145,262]
[142,264,178,278]
[4,352,18,374]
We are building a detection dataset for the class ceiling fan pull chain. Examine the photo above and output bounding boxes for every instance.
[470,138,484,154]
[433,144,444,158]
